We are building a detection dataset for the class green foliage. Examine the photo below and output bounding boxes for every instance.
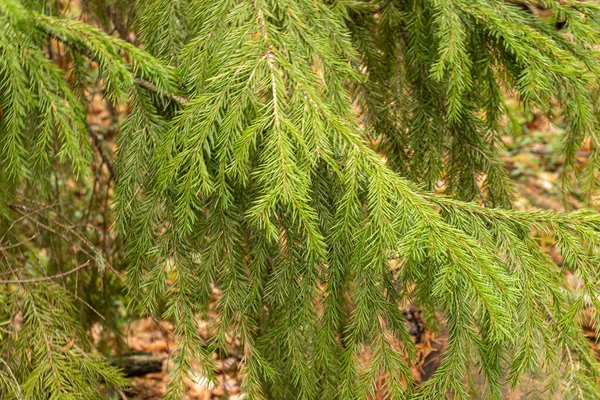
[0,279,129,399]
[3,0,600,399]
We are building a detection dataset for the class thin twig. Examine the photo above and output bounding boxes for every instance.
[9,205,124,281]
[0,261,90,284]
[117,388,129,400]
[0,234,39,251]
[72,292,105,321]
[91,129,115,177]
[102,176,111,258]
[107,3,131,43]
[10,206,94,257]
[0,202,63,244]
[82,175,98,229]
[0,267,30,278]
[151,316,172,367]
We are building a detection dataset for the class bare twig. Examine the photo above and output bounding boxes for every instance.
[117,388,129,400]
[151,316,172,367]
[102,176,111,257]
[9,205,124,281]
[107,3,132,43]
[82,175,98,229]
[0,261,90,284]
[0,234,39,251]
[0,202,63,244]
[72,292,105,321]
[0,267,30,278]
[90,130,115,177]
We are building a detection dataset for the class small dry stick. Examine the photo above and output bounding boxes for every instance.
[0,261,90,284]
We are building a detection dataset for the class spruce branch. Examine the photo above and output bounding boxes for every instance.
[134,77,189,105]
[3,0,600,398]
[34,14,186,105]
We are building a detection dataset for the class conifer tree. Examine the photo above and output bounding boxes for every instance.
[3,0,600,398]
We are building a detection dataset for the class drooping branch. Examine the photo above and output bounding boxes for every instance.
[37,18,190,105]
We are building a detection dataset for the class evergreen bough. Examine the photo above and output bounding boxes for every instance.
[1,0,600,398]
